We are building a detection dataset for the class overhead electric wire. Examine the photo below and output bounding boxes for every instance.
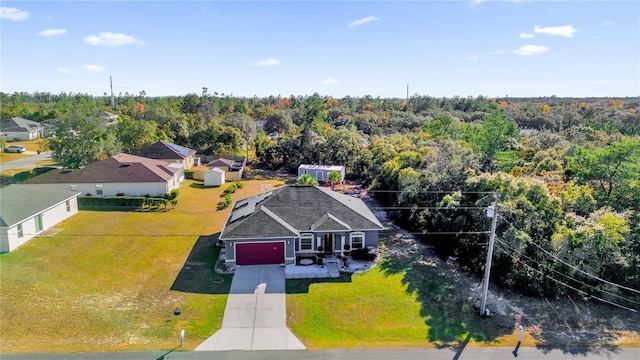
[497,214,640,296]
[494,238,640,307]
[494,241,638,313]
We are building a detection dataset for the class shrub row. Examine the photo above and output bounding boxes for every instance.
[78,196,177,209]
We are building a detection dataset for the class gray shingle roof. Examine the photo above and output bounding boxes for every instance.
[0,117,44,133]
[24,153,179,184]
[131,140,196,160]
[220,185,384,240]
[0,184,80,227]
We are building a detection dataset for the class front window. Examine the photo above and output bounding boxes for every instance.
[96,184,103,195]
[350,232,364,249]
[300,233,313,251]
[17,224,23,238]
[66,200,71,212]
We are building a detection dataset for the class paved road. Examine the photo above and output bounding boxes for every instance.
[2,348,639,359]
[0,151,53,172]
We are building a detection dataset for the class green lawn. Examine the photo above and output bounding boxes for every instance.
[0,179,284,353]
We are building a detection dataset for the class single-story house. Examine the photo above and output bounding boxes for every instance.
[219,185,384,266]
[101,111,119,124]
[0,117,46,141]
[130,140,198,170]
[298,164,345,184]
[206,156,246,181]
[1,185,80,253]
[204,167,225,187]
[23,153,182,197]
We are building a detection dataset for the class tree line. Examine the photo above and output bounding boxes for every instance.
[2,90,639,308]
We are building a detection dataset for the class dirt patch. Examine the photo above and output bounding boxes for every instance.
[339,184,640,349]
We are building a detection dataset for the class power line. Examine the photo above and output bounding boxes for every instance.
[497,214,640,296]
[494,241,638,313]
[494,238,640,307]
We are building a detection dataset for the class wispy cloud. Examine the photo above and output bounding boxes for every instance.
[513,44,550,56]
[348,16,382,29]
[58,67,72,74]
[601,21,614,27]
[0,7,30,21]
[80,65,106,73]
[534,25,578,38]
[38,29,67,37]
[466,56,479,62]
[489,50,507,55]
[321,77,339,84]
[254,58,280,67]
[84,32,145,47]
[593,80,615,85]
[520,32,535,39]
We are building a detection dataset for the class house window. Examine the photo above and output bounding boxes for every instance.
[17,224,23,238]
[35,215,43,233]
[66,200,71,212]
[350,232,365,249]
[96,184,103,195]
[300,233,313,251]
[70,185,77,191]
[303,170,309,175]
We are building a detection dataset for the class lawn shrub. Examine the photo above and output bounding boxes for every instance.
[79,196,146,209]
[184,170,194,179]
[164,189,180,200]
[32,167,57,176]
[224,193,232,205]
[13,170,33,182]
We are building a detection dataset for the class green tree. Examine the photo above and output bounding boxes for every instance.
[465,111,520,173]
[327,170,342,190]
[566,138,640,208]
[297,173,318,186]
[49,113,121,168]
[115,117,163,150]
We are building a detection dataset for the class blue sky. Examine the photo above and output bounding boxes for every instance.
[1,1,638,98]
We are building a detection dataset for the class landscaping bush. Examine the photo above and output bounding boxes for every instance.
[32,167,56,176]
[13,170,33,182]
[224,193,232,205]
[79,196,146,209]
[164,189,180,201]
[233,181,245,189]
[184,170,194,179]
[217,201,228,210]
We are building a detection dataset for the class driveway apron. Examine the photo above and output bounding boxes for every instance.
[195,265,305,351]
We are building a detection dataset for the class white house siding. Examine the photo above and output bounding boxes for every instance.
[43,179,179,197]
[0,197,79,253]
[3,131,34,141]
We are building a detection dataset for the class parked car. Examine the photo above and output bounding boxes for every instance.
[4,145,26,153]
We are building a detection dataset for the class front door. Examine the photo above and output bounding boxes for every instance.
[323,234,333,255]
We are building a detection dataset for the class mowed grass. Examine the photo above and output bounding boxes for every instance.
[287,267,430,349]
[0,140,42,163]
[0,179,284,353]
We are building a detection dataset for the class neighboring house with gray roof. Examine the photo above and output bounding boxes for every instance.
[23,153,182,197]
[130,140,197,170]
[219,185,384,266]
[206,155,245,181]
[0,117,47,141]
[0,185,80,253]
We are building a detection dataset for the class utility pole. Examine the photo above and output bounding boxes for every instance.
[406,84,409,112]
[110,76,115,109]
[480,192,499,317]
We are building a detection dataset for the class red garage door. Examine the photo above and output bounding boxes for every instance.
[236,242,285,265]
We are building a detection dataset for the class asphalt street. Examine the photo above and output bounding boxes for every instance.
[0,151,53,172]
[2,348,639,360]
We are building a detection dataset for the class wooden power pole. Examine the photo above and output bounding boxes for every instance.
[480,192,499,317]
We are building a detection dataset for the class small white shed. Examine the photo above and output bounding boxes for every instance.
[204,167,225,187]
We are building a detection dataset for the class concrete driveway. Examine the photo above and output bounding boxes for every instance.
[195,265,305,351]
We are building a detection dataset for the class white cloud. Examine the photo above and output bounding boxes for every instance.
[57,67,72,74]
[38,29,67,37]
[593,80,615,85]
[602,21,614,27]
[466,56,479,62]
[321,77,339,84]
[0,7,30,21]
[534,25,578,38]
[489,50,507,55]
[80,65,106,73]
[513,44,550,55]
[83,32,144,47]
[520,32,535,39]
[348,16,382,29]
[255,58,280,67]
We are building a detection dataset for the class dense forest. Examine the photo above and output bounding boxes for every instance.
[2,90,639,310]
